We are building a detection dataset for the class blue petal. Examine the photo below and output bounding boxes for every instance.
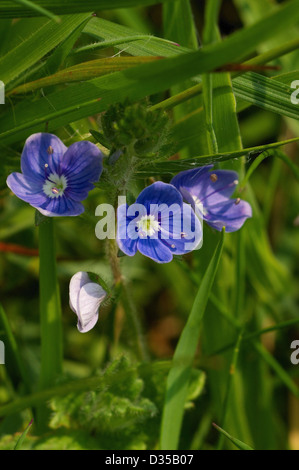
[61,141,103,201]
[136,181,183,213]
[171,166,212,203]
[171,166,240,206]
[204,199,252,232]
[7,172,47,206]
[38,195,85,217]
[160,203,203,254]
[137,238,173,263]
[21,133,67,179]
[116,204,138,256]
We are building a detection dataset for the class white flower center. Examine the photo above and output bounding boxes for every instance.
[137,215,160,238]
[43,173,67,199]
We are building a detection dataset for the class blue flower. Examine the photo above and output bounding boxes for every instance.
[171,165,252,232]
[117,182,202,264]
[69,272,107,333]
[6,133,103,217]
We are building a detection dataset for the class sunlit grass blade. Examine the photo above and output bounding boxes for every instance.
[234,72,299,120]
[160,229,225,450]
[44,16,91,76]
[9,57,159,96]
[212,423,254,450]
[73,36,180,56]
[0,13,91,87]
[2,1,299,146]
[83,16,190,57]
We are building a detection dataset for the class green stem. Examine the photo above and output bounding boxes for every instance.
[106,238,148,361]
[151,36,299,113]
[201,0,221,155]
[239,149,299,191]
[217,330,243,450]
[38,217,63,429]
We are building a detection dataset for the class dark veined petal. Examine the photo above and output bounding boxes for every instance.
[61,141,103,201]
[21,133,67,179]
[69,271,91,314]
[38,195,85,217]
[171,166,212,201]
[137,237,173,264]
[160,203,203,254]
[116,204,138,256]
[6,172,47,206]
[204,199,252,232]
[136,181,183,213]
[171,166,239,206]
[77,282,106,333]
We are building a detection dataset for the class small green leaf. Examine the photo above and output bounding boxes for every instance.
[14,420,34,450]
[212,423,254,451]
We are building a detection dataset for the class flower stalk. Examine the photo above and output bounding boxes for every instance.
[106,237,147,361]
[37,217,63,429]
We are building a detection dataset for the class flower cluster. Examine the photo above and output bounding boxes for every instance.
[6,131,252,333]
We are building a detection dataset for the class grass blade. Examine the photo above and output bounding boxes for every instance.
[11,0,60,22]
[0,13,91,86]
[14,419,34,450]
[160,229,225,450]
[213,423,254,450]
[136,137,299,176]
[0,0,178,17]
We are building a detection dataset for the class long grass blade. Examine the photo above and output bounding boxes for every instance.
[160,229,225,450]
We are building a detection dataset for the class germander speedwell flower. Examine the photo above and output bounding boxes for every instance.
[171,165,252,232]
[6,133,103,217]
[117,181,202,264]
[69,272,107,333]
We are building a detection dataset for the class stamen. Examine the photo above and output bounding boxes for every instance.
[44,163,49,179]
[171,244,176,249]
[210,173,218,183]
[43,172,67,199]
[47,146,54,155]
[181,232,186,238]
[235,198,241,205]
